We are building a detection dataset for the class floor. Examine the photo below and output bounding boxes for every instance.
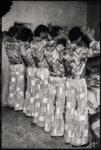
[2,106,92,149]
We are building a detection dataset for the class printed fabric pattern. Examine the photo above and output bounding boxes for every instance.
[8,64,25,110]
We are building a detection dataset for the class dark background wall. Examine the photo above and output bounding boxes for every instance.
[87,1,100,40]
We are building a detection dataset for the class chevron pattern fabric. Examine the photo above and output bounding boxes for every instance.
[6,38,25,110]
[44,44,65,76]
[63,41,100,78]
[6,37,23,64]
[90,41,100,53]
[31,39,49,69]
[21,42,35,67]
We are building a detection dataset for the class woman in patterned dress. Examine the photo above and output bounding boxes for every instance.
[43,26,69,136]
[44,35,67,136]
[63,27,100,147]
[6,26,25,110]
[31,25,51,127]
[20,27,36,116]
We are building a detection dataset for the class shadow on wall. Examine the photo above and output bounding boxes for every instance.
[87,1,100,40]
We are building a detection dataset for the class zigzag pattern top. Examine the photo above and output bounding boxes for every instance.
[31,39,49,69]
[44,42,65,76]
[6,37,23,65]
[90,41,100,55]
[21,42,35,67]
[63,41,100,78]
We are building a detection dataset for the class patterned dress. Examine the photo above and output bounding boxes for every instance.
[63,41,100,146]
[44,42,66,136]
[6,37,25,110]
[21,42,36,116]
[31,39,50,127]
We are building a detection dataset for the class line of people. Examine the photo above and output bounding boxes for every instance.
[2,24,100,147]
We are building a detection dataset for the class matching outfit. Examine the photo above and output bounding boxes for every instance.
[31,38,50,126]
[6,37,25,110]
[5,34,100,147]
[44,42,66,136]
[63,41,100,146]
[21,41,36,116]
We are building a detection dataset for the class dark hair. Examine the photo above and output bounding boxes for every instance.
[34,24,50,37]
[81,31,92,48]
[8,26,19,39]
[68,26,82,42]
[69,26,91,48]
[50,26,63,38]
[2,31,9,42]
[2,31,8,38]
[57,38,66,48]
[20,27,33,42]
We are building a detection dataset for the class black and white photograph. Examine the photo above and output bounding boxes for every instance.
[1,0,100,149]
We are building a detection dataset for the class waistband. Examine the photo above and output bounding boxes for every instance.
[27,67,36,69]
[10,64,24,67]
[66,76,84,79]
[50,76,66,81]
[10,62,23,65]
[35,68,49,71]
[50,73,65,78]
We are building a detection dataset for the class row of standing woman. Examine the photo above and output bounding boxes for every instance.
[3,24,100,147]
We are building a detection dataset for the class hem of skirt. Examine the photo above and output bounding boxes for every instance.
[71,142,89,147]
[25,114,32,116]
[23,111,33,116]
[32,121,37,124]
[23,108,35,116]
[44,129,51,133]
[37,123,44,127]
[14,107,23,111]
[51,133,64,137]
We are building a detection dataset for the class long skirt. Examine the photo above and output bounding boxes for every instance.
[44,76,66,136]
[23,67,36,116]
[64,78,89,146]
[33,68,50,127]
[8,64,25,110]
